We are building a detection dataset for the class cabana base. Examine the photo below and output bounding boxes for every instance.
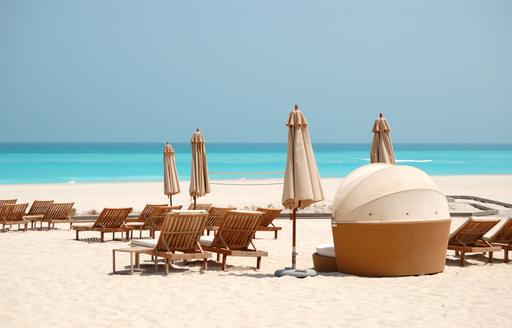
[312,253,337,272]
[330,219,451,277]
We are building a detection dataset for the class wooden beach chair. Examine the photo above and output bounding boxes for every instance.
[0,203,29,231]
[73,207,132,242]
[126,205,181,238]
[255,207,283,239]
[448,217,501,266]
[0,199,17,208]
[24,200,54,229]
[200,210,267,271]
[125,203,169,224]
[205,206,236,235]
[141,205,182,238]
[113,210,210,275]
[41,202,75,229]
[487,217,512,263]
[187,203,212,211]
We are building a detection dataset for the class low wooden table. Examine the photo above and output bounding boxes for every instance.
[112,247,150,274]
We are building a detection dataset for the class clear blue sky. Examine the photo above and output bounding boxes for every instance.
[1,0,511,143]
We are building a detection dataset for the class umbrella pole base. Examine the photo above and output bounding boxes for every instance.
[274,268,317,278]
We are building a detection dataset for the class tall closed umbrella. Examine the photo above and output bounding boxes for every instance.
[163,143,180,206]
[370,113,395,164]
[189,129,210,209]
[276,105,324,278]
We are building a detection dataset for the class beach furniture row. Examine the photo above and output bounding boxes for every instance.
[0,199,74,231]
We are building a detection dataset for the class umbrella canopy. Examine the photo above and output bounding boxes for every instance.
[277,105,324,276]
[282,105,324,209]
[163,143,180,205]
[189,129,210,206]
[370,113,395,164]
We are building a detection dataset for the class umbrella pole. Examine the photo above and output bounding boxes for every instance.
[292,207,297,270]
[169,195,172,206]
[193,196,197,209]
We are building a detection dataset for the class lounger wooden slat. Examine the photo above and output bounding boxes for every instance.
[113,210,210,275]
[0,199,17,208]
[187,203,212,211]
[487,217,512,263]
[0,203,29,231]
[24,200,54,229]
[41,202,74,229]
[73,207,132,242]
[255,207,283,239]
[448,217,501,266]
[205,206,236,235]
[201,210,267,271]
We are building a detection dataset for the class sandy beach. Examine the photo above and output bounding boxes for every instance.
[0,175,511,327]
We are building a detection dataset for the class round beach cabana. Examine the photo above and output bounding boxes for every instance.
[313,164,451,276]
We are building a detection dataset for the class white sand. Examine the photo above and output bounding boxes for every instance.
[1,175,512,327]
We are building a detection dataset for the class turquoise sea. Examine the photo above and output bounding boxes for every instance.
[0,143,511,184]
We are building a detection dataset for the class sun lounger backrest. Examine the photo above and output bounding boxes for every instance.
[212,210,263,250]
[0,203,28,223]
[206,206,236,228]
[0,199,17,208]
[27,200,54,215]
[187,203,213,211]
[156,210,208,252]
[449,217,500,246]
[43,203,74,220]
[488,218,512,243]
[139,204,168,219]
[93,208,132,228]
[256,208,283,227]
[144,206,178,227]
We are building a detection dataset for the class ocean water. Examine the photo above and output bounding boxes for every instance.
[0,143,511,184]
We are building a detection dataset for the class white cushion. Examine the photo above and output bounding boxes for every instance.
[199,235,214,246]
[131,239,157,248]
[316,243,336,258]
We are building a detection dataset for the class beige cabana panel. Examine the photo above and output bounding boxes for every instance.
[332,164,450,223]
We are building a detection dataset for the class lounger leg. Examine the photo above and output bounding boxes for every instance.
[256,257,261,270]
[112,250,116,274]
[489,252,494,265]
[135,253,140,268]
[76,230,79,240]
[274,230,278,239]
[207,230,210,236]
[455,250,459,256]
[165,259,169,275]
[112,232,115,240]
[24,223,27,232]
[154,256,158,272]
[460,252,465,266]
[101,232,104,242]
[216,253,220,262]
[130,252,134,275]
[202,258,208,271]
[221,254,227,271]
[505,250,509,263]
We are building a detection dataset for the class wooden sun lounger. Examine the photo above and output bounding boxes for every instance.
[200,210,267,271]
[0,203,29,231]
[141,205,181,238]
[205,206,236,235]
[255,207,283,239]
[486,217,512,263]
[41,202,75,229]
[0,199,17,208]
[73,207,132,242]
[125,204,169,224]
[448,217,501,266]
[187,203,212,211]
[113,210,211,275]
[24,200,54,229]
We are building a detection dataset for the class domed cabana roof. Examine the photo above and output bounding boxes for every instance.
[332,164,449,223]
